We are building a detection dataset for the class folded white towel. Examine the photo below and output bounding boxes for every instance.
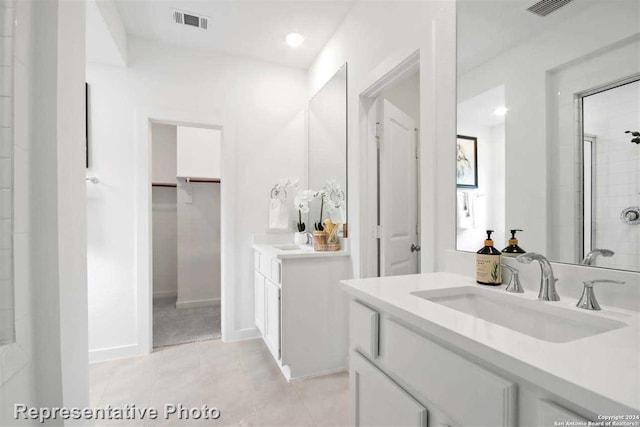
[269,198,289,230]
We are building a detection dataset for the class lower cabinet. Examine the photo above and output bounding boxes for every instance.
[351,352,427,427]
[348,299,606,427]
[263,278,281,360]
[254,271,265,334]
[253,248,350,380]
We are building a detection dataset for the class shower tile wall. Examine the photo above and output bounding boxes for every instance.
[548,38,640,268]
[584,80,640,271]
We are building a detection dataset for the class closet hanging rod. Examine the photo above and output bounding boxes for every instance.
[182,177,221,184]
[152,183,178,188]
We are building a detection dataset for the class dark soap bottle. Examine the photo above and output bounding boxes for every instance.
[476,230,502,286]
[502,229,526,258]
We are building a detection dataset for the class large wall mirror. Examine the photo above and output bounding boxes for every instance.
[308,63,348,231]
[456,0,639,271]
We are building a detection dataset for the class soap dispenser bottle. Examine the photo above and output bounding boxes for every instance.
[476,230,502,286]
[502,229,526,258]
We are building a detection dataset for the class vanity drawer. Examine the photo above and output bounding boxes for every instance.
[270,259,281,284]
[350,300,379,359]
[381,318,516,427]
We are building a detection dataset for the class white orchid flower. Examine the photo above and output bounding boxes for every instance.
[294,189,315,212]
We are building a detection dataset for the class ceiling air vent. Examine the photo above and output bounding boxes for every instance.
[527,0,574,16]
[172,10,209,30]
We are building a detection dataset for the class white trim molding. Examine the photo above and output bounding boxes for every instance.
[134,107,238,354]
[89,344,144,364]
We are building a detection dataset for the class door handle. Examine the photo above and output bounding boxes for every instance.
[411,244,421,252]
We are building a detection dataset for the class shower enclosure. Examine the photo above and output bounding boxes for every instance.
[581,78,640,271]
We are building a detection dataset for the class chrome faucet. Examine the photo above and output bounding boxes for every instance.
[581,249,614,266]
[302,231,314,245]
[576,279,625,310]
[500,263,524,293]
[516,253,560,301]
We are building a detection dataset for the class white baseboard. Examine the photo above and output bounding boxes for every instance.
[175,298,220,310]
[153,290,177,299]
[89,344,145,364]
[222,327,261,342]
[288,367,347,382]
[90,327,259,363]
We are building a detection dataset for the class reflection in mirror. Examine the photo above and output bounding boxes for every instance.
[308,64,347,232]
[457,0,639,271]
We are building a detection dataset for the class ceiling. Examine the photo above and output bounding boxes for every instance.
[457,0,599,75]
[114,0,355,69]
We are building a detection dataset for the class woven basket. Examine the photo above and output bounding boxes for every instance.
[313,242,341,252]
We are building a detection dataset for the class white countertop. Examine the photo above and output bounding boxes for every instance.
[253,241,350,259]
[341,272,640,413]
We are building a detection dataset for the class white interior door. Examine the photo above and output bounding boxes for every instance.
[378,98,418,276]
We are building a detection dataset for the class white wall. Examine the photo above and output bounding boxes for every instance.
[177,181,221,306]
[177,126,222,179]
[2,0,89,420]
[85,0,127,67]
[87,37,307,359]
[152,187,177,299]
[151,123,177,184]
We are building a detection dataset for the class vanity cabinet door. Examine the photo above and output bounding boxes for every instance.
[254,271,265,334]
[351,351,427,427]
[264,279,281,360]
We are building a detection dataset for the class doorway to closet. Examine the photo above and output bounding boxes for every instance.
[151,123,222,348]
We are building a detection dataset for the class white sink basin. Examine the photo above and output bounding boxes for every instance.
[272,244,312,251]
[411,286,627,343]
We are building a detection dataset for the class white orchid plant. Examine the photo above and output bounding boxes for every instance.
[295,180,345,232]
[294,190,315,232]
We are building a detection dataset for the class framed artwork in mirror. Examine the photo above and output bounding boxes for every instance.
[456,135,478,188]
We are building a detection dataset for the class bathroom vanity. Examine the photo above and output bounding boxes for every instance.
[253,241,351,381]
[342,272,640,426]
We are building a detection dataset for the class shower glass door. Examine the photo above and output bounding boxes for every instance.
[581,79,640,270]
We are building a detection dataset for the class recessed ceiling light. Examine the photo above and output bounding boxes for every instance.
[286,33,305,48]
[493,106,508,116]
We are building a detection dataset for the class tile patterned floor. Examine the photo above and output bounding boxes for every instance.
[153,297,221,348]
[90,339,349,426]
